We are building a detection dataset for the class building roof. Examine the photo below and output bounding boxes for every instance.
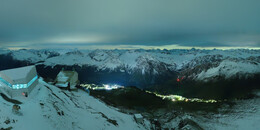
[57,71,77,81]
[134,114,143,119]
[0,66,35,81]
[0,66,37,84]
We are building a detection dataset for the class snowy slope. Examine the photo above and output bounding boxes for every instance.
[0,78,150,130]
[198,92,260,130]
[196,60,260,81]
[162,91,260,130]
[7,49,59,63]
[208,97,260,130]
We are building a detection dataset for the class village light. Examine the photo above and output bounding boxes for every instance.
[145,90,217,103]
[104,84,112,90]
[80,83,123,91]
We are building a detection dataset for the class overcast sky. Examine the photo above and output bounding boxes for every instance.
[1,0,260,49]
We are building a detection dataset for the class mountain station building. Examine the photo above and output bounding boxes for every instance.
[54,70,79,90]
[0,66,38,98]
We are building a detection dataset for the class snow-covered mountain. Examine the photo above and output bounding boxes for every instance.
[0,48,260,84]
[7,49,59,63]
[0,78,150,130]
[180,54,260,81]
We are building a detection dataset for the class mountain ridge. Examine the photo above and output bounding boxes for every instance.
[0,49,259,87]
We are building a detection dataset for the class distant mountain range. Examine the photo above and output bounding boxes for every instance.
[0,48,260,89]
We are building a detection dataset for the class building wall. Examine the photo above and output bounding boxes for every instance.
[54,71,79,89]
[0,84,12,97]
[4,79,38,98]
[0,83,24,98]
[70,72,78,86]
[27,79,38,94]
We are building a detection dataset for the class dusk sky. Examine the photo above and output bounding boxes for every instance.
[1,0,260,49]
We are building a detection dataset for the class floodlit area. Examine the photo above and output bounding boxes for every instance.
[146,91,217,103]
[80,84,124,90]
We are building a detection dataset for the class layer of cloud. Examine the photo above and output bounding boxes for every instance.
[1,0,260,49]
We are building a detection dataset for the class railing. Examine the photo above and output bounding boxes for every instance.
[0,77,12,87]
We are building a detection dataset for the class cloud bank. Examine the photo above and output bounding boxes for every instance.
[1,0,260,49]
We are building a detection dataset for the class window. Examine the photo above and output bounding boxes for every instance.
[0,75,38,89]
[12,75,38,89]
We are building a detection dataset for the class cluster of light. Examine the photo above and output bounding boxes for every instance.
[0,75,38,89]
[104,85,112,90]
[80,84,101,90]
[146,91,217,103]
[104,84,123,90]
[80,83,124,90]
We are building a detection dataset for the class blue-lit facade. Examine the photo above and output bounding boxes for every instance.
[0,75,38,89]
